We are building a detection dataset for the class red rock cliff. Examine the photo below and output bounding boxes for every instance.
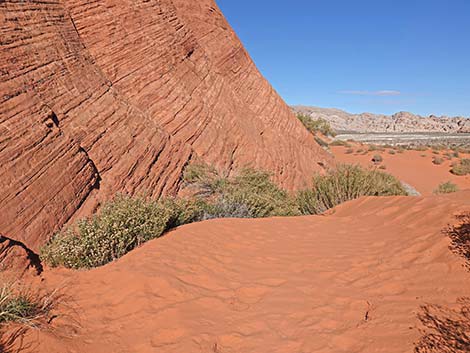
[0,0,331,252]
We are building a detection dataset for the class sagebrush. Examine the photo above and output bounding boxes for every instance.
[296,164,407,215]
[297,114,336,137]
[451,159,470,176]
[434,181,459,194]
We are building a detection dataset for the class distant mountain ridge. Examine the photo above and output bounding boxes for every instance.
[292,106,470,133]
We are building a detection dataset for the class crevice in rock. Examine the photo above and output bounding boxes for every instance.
[0,235,43,275]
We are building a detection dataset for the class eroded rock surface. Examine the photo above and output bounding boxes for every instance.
[0,1,330,251]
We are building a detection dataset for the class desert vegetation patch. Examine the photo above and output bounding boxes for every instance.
[41,163,408,269]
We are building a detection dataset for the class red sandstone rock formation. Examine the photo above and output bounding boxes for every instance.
[0,1,330,252]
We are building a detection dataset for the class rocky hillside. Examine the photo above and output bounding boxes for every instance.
[0,1,331,252]
[293,106,470,133]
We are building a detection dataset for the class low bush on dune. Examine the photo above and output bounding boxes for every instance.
[296,164,407,215]
[451,159,470,176]
[434,181,459,194]
[329,140,350,147]
[296,114,336,137]
[184,165,300,219]
[432,157,444,165]
[42,163,408,269]
[41,196,205,269]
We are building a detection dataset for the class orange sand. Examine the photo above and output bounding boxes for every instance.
[13,192,470,353]
[332,145,470,195]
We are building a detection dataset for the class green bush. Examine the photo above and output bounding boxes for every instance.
[297,114,336,137]
[296,164,407,215]
[451,159,470,176]
[41,196,182,269]
[199,168,300,219]
[434,182,459,194]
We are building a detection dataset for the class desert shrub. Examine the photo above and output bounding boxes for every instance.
[434,182,459,194]
[432,157,444,165]
[388,149,396,155]
[396,147,405,153]
[444,152,454,160]
[372,154,383,163]
[297,114,336,137]
[41,195,181,269]
[329,140,350,147]
[451,159,470,176]
[200,168,300,218]
[0,283,55,326]
[368,144,379,151]
[296,164,407,215]
[413,145,428,152]
[345,148,354,154]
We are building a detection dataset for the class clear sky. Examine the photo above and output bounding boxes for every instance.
[216,0,470,117]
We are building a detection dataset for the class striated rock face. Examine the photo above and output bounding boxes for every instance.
[0,1,330,252]
[293,106,470,133]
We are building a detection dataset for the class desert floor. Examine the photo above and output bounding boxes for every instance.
[332,144,470,195]
[10,192,470,353]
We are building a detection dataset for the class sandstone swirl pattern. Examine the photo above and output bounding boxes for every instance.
[0,1,331,251]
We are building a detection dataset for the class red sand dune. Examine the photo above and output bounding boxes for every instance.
[15,192,470,353]
[332,145,470,195]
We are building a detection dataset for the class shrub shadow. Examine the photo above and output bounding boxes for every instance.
[415,298,470,352]
[446,212,470,268]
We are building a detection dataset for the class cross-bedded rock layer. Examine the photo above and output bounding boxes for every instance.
[0,0,330,252]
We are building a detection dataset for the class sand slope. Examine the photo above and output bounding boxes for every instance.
[20,192,470,353]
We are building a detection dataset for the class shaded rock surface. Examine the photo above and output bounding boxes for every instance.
[0,1,330,252]
[293,106,470,133]
[0,235,42,276]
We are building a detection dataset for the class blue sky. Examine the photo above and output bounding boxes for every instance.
[216,0,470,116]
